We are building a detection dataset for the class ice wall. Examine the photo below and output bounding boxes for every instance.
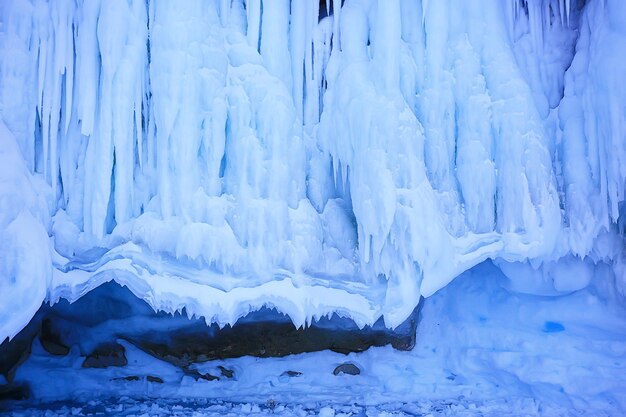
[0,120,51,341]
[0,0,625,341]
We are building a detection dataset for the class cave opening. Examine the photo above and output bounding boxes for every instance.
[1,281,420,401]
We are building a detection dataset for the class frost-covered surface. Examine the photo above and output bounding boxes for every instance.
[0,399,602,417]
[5,263,626,416]
[1,0,626,339]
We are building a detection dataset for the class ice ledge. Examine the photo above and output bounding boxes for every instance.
[50,243,382,331]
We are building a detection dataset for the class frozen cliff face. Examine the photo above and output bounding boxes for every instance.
[0,0,625,341]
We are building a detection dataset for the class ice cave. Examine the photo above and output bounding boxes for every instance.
[0,0,625,415]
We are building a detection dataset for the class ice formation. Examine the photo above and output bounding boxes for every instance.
[0,0,625,341]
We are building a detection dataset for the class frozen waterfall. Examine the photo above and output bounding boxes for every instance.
[0,0,625,343]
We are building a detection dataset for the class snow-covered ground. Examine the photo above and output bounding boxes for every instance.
[3,262,625,416]
[2,397,598,417]
[1,0,626,344]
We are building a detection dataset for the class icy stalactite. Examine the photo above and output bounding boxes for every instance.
[36,0,75,201]
[559,0,626,250]
[290,0,307,121]
[260,0,292,91]
[331,0,341,53]
[0,0,625,341]
[372,0,400,92]
[508,0,575,40]
[308,11,332,126]
[82,0,148,237]
[246,0,261,51]
[302,0,319,130]
[506,0,581,116]
[74,0,100,138]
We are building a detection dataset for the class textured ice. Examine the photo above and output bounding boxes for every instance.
[0,0,625,341]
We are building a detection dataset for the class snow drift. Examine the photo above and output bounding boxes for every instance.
[0,0,625,342]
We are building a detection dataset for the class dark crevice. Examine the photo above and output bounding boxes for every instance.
[319,0,346,21]
[104,153,117,234]
[33,110,43,174]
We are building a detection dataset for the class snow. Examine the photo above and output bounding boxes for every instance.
[0,0,625,381]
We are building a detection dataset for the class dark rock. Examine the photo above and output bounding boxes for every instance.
[111,375,163,383]
[1,282,421,380]
[218,365,234,379]
[131,305,419,367]
[89,283,419,365]
[280,370,302,377]
[39,318,70,356]
[82,342,127,368]
[0,383,30,401]
[112,375,140,382]
[0,312,42,382]
[40,338,70,356]
[333,363,360,376]
[183,367,219,381]
[147,375,164,383]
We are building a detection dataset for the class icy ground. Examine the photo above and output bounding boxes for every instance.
[3,262,625,416]
[1,397,600,417]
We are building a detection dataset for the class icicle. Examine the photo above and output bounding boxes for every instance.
[290,0,306,120]
[332,0,341,52]
[134,84,143,171]
[527,0,544,53]
[303,0,318,130]
[342,161,349,198]
[35,34,48,175]
[509,0,516,39]
[146,92,156,181]
[49,0,76,199]
[333,158,341,195]
[374,0,401,91]
[260,0,292,90]
[565,0,570,26]
[75,0,102,137]
[246,0,261,51]
[63,17,74,136]
[41,36,54,183]
[220,0,230,26]
[49,87,60,199]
